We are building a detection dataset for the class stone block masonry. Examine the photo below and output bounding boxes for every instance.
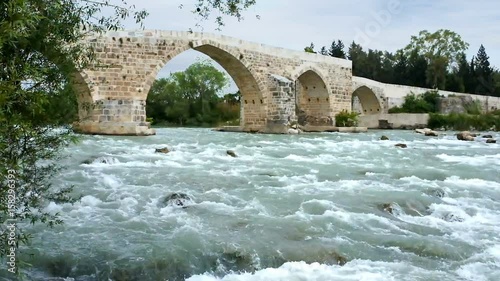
[72,30,500,135]
[263,74,297,133]
[72,29,353,135]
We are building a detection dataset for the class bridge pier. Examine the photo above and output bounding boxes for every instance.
[74,98,155,136]
[74,121,155,136]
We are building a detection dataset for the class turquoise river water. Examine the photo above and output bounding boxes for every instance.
[2,128,500,281]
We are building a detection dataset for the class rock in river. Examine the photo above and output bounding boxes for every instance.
[155,147,170,154]
[425,131,438,137]
[456,131,476,141]
[160,193,193,208]
[415,128,438,136]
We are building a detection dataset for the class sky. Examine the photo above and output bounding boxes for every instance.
[120,0,500,93]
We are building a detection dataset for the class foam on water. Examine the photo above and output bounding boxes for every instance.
[186,259,453,281]
[436,153,500,166]
[16,128,500,281]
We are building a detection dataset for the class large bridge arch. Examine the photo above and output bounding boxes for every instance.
[29,48,95,130]
[143,40,268,130]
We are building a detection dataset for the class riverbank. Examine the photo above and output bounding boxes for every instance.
[358,112,500,131]
[213,125,368,133]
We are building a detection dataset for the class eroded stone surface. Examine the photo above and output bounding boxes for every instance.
[74,30,353,135]
[72,30,500,136]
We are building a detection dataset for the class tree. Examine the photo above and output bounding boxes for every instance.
[406,49,429,88]
[393,50,410,85]
[446,53,472,93]
[146,60,231,126]
[0,0,149,266]
[474,44,495,95]
[328,39,346,59]
[379,51,395,83]
[493,71,500,97]
[0,0,257,270]
[223,91,240,104]
[186,0,258,29]
[348,41,367,77]
[319,46,328,56]
[304,43,316,53]
[404,29,469,89]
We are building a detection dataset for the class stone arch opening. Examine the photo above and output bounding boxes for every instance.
[295,70,331,125]
[15,47,94,131]
[70,71,94,122]
[352,86,381,115]
[146,43,266,130]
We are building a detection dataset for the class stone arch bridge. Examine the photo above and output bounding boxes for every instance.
[72,30,500,135]
[73,30,355,135]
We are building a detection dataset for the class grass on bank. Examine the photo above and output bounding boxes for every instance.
[428,111,500,131]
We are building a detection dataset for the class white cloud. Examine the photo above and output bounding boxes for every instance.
[120,0,500,92]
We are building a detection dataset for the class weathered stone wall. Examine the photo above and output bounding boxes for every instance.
[264,74,296,133]
[353,76,500,113]
[358,114,430,129]
[74,30,353,135]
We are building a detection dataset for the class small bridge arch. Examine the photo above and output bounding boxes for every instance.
[352,77,388,115]
[291,66,333,125]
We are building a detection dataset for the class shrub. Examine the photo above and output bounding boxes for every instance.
[428,113,500,131]
[464,100,482,115]
[389,90,440,113]
[388,106,405,113]
[335,110,360,127]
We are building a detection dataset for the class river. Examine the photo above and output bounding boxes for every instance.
[5,128,500,280]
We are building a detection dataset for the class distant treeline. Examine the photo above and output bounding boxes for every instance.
[305,29,500,97]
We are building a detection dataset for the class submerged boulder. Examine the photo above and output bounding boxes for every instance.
[160,193,193,208]
[442,213,465,223]
[486,139,497,144]
[415,128,432,134]
[395,143,407,148]
[298,249,348,267]
[81,156,118,165]
[379,202,403,216]
[316,251,348,266]
[155,147,170,154]
[482,135,493,139]
[380,201,429,217]
[226,150,237,157]
[457,131,476,141]
[427,188,446,198]
[219,248,257,273]
[424,131,438,137]
[380,135,389,140]
[81,158,95,164]
[415,128,439,136]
